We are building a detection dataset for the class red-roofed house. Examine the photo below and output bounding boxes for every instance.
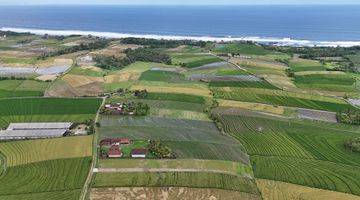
[131,148,148,158]
[108,145,122,158]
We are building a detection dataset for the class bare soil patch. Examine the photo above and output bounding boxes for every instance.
[90,187,261,200]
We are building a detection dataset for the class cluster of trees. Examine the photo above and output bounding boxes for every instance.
[101,101,149,116]
[121,37,207,48]
[0,76,27,81]
[94,48,171,69]
[344,137,360,153]
[148,140,175,159]
[134,90,148,98]
[336,109,360,125]
[125,48,172,64]
[134,102,150,116]
[93,55,131,69]
[38,39,110,60]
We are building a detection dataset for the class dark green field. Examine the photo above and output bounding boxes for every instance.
[139,70,186,82]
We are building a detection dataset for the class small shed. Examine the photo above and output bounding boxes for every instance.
[131,148,148,158]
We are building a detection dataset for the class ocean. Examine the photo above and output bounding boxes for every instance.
[0,5,360,47]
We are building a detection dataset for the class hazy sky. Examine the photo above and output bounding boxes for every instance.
[1,0,359,5]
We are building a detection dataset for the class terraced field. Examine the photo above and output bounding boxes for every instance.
[212,87,353,112]
[252,156,360,195]
[0,97,102,128]
[214,112,360,195]
[0,157,91,197]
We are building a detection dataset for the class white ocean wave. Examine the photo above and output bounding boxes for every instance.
[1,27,360,47]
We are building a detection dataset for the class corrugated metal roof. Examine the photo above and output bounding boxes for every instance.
[0,129,67,139]
[7,122,72,130]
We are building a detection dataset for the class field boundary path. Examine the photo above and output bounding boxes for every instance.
[93,167,247,178]
[79,97,106,200]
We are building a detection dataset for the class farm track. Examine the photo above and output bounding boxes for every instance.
[93,167,248,178]
[79,97,105,200]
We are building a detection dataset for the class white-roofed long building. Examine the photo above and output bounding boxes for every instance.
[7,122,72,130]
[0,122,72,140]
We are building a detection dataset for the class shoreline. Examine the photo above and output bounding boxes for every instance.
[2,27,360,47]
